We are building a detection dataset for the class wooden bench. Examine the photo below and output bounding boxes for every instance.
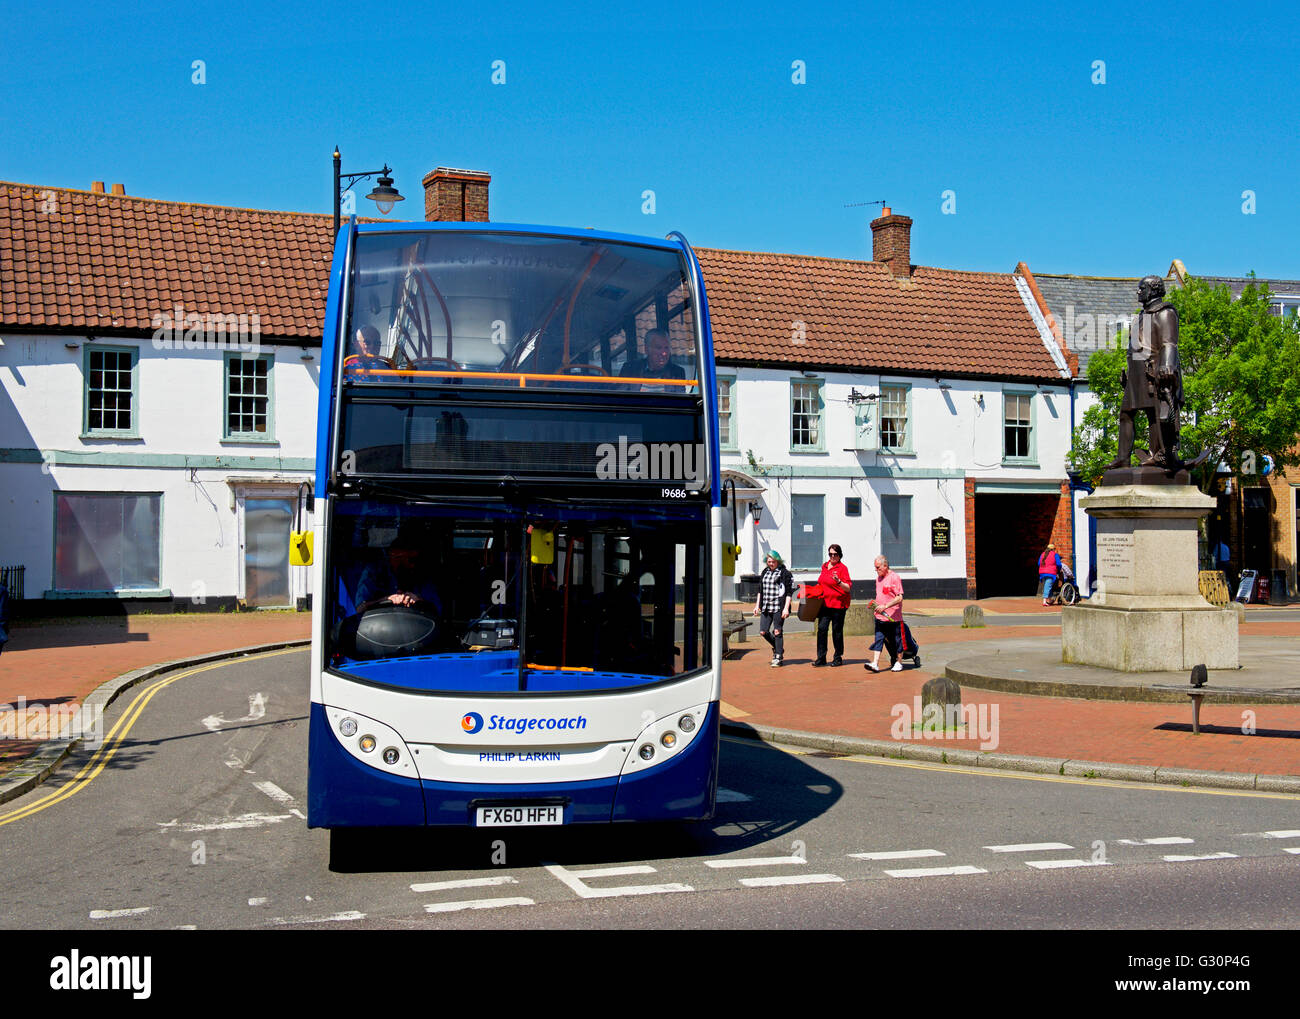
[1150,683,1300,734]
[722,615,751,656]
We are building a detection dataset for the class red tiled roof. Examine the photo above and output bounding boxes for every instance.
[0,181,333,340]
[1,181,1063,378]
[696,247,1065,379]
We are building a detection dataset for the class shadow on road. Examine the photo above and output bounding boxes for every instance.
[328,735,843,873]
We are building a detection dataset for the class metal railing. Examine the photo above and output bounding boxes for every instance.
[0,565,24,600]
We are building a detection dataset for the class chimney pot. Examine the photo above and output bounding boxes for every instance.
[91,181,105,194]
[422,167,491,223]
[111,183,126,196]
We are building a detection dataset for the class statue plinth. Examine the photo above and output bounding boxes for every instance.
[1062,485,1239,671]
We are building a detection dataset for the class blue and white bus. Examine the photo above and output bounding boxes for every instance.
[307,221,722,837]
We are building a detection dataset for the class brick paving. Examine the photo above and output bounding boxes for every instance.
[725,624,1300,778]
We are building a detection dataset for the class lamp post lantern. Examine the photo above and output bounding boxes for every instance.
[333,147,405,237]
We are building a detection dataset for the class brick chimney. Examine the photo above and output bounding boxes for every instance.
[871,206,912,278]
[422,167,491,222]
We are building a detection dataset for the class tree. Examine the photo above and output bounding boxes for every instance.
[1067,277,1300,492]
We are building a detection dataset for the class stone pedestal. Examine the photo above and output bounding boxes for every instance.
[1062,485,1238,671]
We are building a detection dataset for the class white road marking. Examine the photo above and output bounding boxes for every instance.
[248,898,268,906]
[1284,848,1300,855]
[1162,852,1239,862]
[716,788,752,802]
[272,910,365,925]
[884,865,988,878]
[565,865,657,879]
[289,809,306,820]
[157,813,291,832]
[410,876,519,892]
[1025,859,1112,870]
[850,849,946,861]
[739,874,843,887]
[253,781,295,804]
[89,907,151,919]
[1264,830,1300,839]
[424,897,534,913]
[202,692,268,732]
[807,784,832,794]
[545,862,692,899]
[174,925,198,930]
[706,855,805,869]
[984,842,1073,853]
[1116,837,1194,845]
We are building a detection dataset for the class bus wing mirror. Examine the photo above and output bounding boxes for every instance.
[290,530,314,567]
[530,527,554,565]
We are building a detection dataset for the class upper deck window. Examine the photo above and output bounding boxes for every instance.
[345,232,699,394]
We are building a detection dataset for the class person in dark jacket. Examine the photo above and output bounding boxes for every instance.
[752,551,793,668]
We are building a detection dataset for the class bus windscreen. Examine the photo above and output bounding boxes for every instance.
[327,499,708,694]
[344,232,699,394]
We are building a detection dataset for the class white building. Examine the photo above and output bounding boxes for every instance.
[699,210,1077,601]
[0,179,326,609]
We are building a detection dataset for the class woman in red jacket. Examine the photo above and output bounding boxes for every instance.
[813,544,851,667]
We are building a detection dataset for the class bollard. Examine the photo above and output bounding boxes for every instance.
[961,604,985,628]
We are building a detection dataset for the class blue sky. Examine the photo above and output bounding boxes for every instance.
[5,0,1298,279]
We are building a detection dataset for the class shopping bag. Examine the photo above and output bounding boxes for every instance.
[797,588,823,622]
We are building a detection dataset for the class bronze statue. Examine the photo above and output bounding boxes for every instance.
[1107,275,1183,471]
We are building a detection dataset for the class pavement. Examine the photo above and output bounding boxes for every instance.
[1,598,1298,802]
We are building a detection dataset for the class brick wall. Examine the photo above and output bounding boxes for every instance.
[1267,468,1297,595]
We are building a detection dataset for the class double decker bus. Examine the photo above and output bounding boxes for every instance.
[307,220,722,837]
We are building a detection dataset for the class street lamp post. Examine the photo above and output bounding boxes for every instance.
[333,147,405,237]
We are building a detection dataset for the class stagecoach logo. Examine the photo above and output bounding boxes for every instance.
[595,437,704,482]
[459,712,589,735]
[461,712,485,734]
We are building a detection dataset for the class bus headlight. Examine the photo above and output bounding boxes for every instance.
[638,743,655,760]
[359,735,377,753]
[678,714,696,733]
[382,747,400,765]
[660,731,677,749]
[339,717,358,737]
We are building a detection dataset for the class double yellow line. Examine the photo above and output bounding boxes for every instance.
[0,647,302,828]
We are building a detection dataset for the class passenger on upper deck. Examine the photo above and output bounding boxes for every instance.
[619,330,685,388]
[344,324,393,373]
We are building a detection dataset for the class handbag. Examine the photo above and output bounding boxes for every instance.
[797,583,823,622]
